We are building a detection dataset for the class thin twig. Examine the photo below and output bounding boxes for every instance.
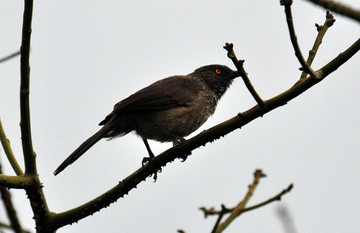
[0,51,20,64]
[20,0,36,174]
[0,119,24,175]
[200,184,293,217]
[238,183,293,212]
[214,170,266,233]
[211,205,226,233]
[223,43,265,107]
[300,11,335,80]
[0,164,25,233]
[281,0,319,78]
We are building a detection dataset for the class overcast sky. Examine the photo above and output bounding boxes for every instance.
[1,1,359,233]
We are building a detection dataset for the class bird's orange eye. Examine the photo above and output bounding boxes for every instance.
[215,69,221,74]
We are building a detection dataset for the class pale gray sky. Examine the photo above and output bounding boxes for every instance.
[1,1,359,232]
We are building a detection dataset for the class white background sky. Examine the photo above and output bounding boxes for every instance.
[1,1,359,232]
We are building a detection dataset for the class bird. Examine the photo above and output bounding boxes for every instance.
[54,64,239,175]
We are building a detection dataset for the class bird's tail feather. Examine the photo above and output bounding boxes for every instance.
[53,123,114,175]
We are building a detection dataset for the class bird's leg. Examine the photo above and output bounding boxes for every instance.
[142,138,155,165]
[141,138,161,181]
[173,137,191,162]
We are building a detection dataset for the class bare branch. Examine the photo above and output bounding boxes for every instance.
[210,205,227,233]
[213,170,266,233]
[0,174,34,189]
[300,11,335,80]
[0,163,29,233]
[19,1,53,232]
[200,184,294,217]
[20,0,36,175]
[223,43,265,107]
[304,0,360,23]
[0,119,23,175]
[319,37,360,78]
[281,0,319,78]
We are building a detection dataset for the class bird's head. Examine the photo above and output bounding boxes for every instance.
[192,64,240,98]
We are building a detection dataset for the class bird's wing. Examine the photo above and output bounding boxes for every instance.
[99,76,203,125]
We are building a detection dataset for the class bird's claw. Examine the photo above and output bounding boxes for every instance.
[141,156,162,182]
[142,156,153,166]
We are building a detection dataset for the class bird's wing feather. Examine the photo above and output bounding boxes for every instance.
[99,76,204,125]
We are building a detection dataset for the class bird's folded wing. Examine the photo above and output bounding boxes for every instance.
[116,76,204,112]
[99,76,203,125]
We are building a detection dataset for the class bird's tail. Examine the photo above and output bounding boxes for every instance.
[53,122,114,176]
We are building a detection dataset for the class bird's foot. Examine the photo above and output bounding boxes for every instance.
[173,138,192,162]
[142,156,154,166]
[142,156,162,182]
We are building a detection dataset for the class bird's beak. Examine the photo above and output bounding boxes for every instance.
[231,70,241,79]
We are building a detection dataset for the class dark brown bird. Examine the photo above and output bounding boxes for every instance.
[54,64,239,175]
